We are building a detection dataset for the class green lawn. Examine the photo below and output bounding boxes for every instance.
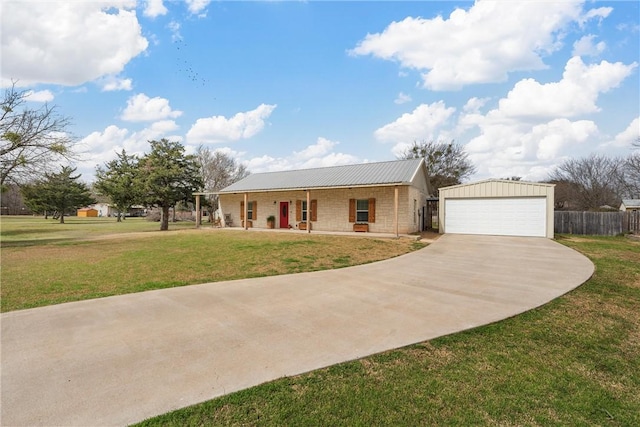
[0,216,424,312]
[134,235,640,426]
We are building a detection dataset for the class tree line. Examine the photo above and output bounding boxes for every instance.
[20,139,247,230]
[549,150,639,210]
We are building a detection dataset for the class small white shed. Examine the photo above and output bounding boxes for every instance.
[438,180,555,238]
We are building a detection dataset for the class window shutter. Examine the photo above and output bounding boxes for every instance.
[311,199,317,222]
[296,200,302,221]
[253,201,257,219]
[368,198,376,223]
[240,201,244,220]
[349,199,356,223]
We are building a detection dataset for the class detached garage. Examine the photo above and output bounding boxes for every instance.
[438,180,555,238]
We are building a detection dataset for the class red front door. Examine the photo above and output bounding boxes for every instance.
[279,202,289,229]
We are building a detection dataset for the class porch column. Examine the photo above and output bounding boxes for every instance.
[306,190,311,234]
[195,194,201,228]
[394,186,399,238]
[244,192,249,230]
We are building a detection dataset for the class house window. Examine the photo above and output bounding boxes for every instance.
[247,202,254,220]
[301,201,307,221]
[414,199,417,225]
[356,199,369,222]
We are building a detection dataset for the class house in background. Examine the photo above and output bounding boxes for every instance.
[210,158,432,235]
[92,202,115,217]
[620,199,640,212]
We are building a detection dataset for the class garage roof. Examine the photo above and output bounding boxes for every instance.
[218,158,426,193]
[439,179,554,190]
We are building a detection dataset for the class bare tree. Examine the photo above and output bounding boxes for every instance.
[398,140,475,194]
[548,154,625,210]
[547,179,581,210]
[1,82,76,188]
[623,152,640,198]
[196,146,249,220]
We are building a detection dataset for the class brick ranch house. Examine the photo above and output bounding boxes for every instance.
[196,158,433,235]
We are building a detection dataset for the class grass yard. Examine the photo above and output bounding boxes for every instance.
[134,235,640,426]
[0,216,424,312]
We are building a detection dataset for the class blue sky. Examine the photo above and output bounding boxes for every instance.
[2,0,639,183]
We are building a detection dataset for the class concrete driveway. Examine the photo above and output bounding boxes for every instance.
[1,234,594,426]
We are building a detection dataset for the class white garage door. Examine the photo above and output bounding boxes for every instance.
[445,197,546,237]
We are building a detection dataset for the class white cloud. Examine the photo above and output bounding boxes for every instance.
[462,106,602,181]
[1,1,148,87]
[243,138,359,173]
[453,54,640,180]
[77,121,185,180]
[528,119,597,161]
[579,6,612,25]
[185,0,210,16]
[293,137,336,160]
[100,76,133,92]
[462,97,489,113]
[394,92,412,104]
[464,117,600,181]
[80,125,130,155]
[186,104,277,143]
[496,57,637,119]
[121,94,183,122]
[24,90,54,103]
[572,35,606,57]
[350,1,610,90]
[601,117,640,148]
[144,0,168,18]
[167,21,182,42]
[374,101,456,143]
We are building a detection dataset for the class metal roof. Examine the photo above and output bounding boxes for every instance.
[622,199,640,208]
[438,178,555,190]
[218,158,425,193]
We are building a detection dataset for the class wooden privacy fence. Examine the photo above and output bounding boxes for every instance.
[554,211,640,235]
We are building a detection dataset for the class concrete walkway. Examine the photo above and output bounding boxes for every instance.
[1,235,594,426]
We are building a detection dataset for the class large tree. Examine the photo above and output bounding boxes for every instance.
[138,139,203,231]
[548,154,625,210]
[21,166,95,223]
[196,145,249,220]
[94,149,140,222]
[398,140,476,194]
[1,82,76,188]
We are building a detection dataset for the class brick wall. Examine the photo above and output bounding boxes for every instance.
[219,184,426,234]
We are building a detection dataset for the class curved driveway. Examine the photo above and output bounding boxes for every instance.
[1,234,594,426]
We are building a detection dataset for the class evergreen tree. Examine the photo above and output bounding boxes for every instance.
[138,139,203,231]
[95,150,140,221]
[21,166,95,223]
